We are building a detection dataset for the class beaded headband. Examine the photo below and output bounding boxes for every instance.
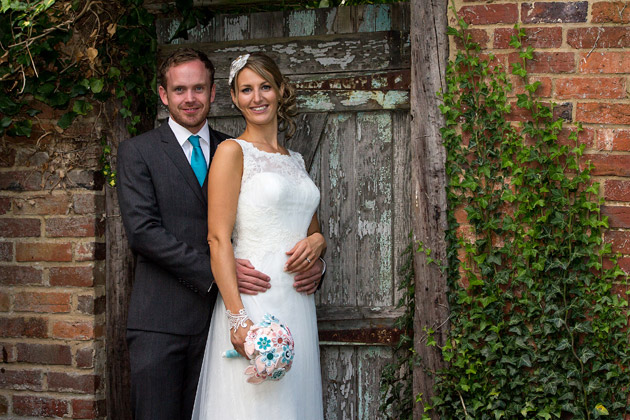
[228,54,250,86]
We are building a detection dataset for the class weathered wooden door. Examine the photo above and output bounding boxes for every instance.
[157,4,411,418]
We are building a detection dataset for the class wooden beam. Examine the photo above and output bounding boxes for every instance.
[158,31,410,79]
[158,70,410,120]
[154,3,410,43]
[409,0,450,418]
[105,100,134,420]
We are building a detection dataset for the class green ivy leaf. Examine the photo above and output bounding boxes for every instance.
[9,119,32,137]
[72,100,93,116]
[0,116,12,129]
[37,83,55,94]
[109,66,121,78]
[57,111,77,129]
[0,95,20,115]
[71,84,89,97]
[90,78,104,93]
[46,91,70,107]
[579,348,596,364]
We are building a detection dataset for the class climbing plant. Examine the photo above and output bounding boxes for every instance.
[418,14,630,420]
[1,0,158,132]
[380,9,630,420]
[1,0,404,186]
[1,0,158,187]
[379,238,417,420]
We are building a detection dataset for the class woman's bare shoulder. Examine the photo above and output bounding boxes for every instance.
[214,139,244,163]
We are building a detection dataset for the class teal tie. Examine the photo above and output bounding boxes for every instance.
[188,135,207,186]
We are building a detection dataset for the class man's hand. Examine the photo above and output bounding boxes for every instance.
[293,259,324,295]
[235,259,271,295]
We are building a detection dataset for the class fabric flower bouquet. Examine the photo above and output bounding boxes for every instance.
[223,314,295,384]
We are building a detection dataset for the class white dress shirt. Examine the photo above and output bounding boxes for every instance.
[168,118,211,168]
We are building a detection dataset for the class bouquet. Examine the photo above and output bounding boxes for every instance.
[223,313,295,384]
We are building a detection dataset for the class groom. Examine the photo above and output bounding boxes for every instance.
[117,48,324,420]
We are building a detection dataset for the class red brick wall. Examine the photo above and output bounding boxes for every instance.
[0,106,106,418]
[451,0,630,277]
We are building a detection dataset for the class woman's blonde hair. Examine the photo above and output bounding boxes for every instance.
[230,53,297,139]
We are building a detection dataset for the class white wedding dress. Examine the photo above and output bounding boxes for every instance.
[191,139,324,420]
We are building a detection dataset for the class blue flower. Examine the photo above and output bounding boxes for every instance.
[281,345,294,364]
[261,313,279,327]
[256,336,272,352]
[271,368,286,380]
[263,349,279,367]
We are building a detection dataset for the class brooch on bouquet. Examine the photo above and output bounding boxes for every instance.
[223,313,295,384]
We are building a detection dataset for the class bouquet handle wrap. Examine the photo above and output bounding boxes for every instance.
[222,349,241,359]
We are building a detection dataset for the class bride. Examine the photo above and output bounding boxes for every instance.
[191,53,326,419]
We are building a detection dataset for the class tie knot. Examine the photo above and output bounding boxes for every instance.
[189,135,201,148]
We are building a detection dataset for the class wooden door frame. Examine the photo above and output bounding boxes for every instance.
[410,0,450,418]
[105,2,450,419]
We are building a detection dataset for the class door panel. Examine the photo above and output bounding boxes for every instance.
[159,5,412,418]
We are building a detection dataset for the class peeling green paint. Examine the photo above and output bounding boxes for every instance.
[374,5,392,31]
[357,217,389,239]
[358,4,392,33]
[325,9,337,33]
[272,43,299,56]
[358,347,391,418]
[297,42,358,70]
[357,112,392,144]
[299,92,335,111]
[328,118,342,189]
[340,91,408,109]
[371,75,387,89]
[224,16,248,41]
[379,208,392,292]
[288,10,316,37]
[216,45,262,54]
[316,54,355,69]
[357,6,376,33]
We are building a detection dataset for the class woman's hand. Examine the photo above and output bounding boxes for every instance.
[230,319,254,358]
[284,232,325,273]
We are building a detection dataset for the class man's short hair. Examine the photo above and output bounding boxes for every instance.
[158,48,215,89]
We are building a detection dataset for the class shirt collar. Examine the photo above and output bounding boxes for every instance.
[168,118,210,147]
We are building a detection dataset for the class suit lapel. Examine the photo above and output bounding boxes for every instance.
[159,123,206,205]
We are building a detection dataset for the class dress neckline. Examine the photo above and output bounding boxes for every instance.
[234,139,292,158]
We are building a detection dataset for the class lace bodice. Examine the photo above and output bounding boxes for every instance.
[230,139,320,262]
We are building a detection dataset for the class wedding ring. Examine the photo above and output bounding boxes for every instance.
[305,257,312,263]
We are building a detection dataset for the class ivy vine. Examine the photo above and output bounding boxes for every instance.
[1,0,404,187]
[1,0,158,187]
[380,9,629,420]
[379,237,417,420]
[420,14,630,420]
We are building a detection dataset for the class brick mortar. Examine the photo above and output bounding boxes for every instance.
[1,138,104,417]
[5,389,107,398]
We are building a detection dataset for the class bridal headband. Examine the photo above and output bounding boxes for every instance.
[228,54,250,86]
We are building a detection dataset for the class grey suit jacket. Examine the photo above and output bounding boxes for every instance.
[117,121,230,335]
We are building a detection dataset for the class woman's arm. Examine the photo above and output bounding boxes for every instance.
[207,140,252,356]
[284,213,326,273]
